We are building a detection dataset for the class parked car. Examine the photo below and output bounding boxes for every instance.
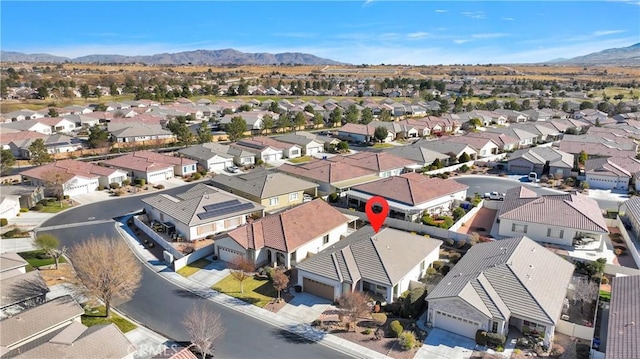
[303,193,313,202]
[226,166,240,173]
[483,191,505,201]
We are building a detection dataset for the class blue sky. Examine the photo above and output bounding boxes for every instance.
[2,1,639,65]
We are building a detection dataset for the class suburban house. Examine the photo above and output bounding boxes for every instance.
[507,147,574,177]
[426,236,574,347]
[584,156,640,191]
[386,144,451,168]
[141,184,264,242]
[213,199,352,268]
[103,151,197,183]
[0,185,45,210]
[210,170,319,213]
[0,253,49,318]
[0,195,21,220]
[178,144,235,172]
[278,159,380,196]
[107,122,175,145]
[219,111,275,134]
[295,226,442,303]
[0,109,45,122]
[606,275,640,359]
[20,160,128,197]
[231,137,302,162]
[443,135,500,158]
[623,197,640,239]
[329,152,419,177]
[0,117,76,135]
[345,173,469,221]
[484,127,538,148]
[512,123,563,143]
[466,132,520,152]
[337,123,394,143]
[0,295,134,359]
[413,139,478,162]
[275,133,325,156]
[497,186,609,247]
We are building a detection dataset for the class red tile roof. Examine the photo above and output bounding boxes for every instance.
[103,151,196,172]
[20,159,122,182]
[278,159,377,183]
[329,152,417,172]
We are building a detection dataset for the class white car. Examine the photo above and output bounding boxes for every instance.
[483,191,505,201]
[226,166,240,173]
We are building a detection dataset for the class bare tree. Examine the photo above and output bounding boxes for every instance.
[71,236,142,317]
[34,233,66,269]
[42,170,68,205]
[337,291,371,331]
[183,303,226,359]
[271,268,289,302]
[228,256,255,294]
[573,276,599,314]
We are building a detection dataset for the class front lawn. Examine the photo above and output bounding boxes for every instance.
[289,156,312,164]
[212,274,277,308]
[81,305,137,333]
[176,258,211,277]
[18,249,67,271]
[372,143,394,149]
[37,200,72,213]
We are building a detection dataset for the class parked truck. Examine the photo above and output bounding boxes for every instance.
[484,191,506,201]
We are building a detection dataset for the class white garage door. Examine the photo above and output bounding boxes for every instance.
[308,147,322,156]
[218,246,244,263]
[148,170,172,183]
[210,160,233,171]
[434,310,480,339]
[66,183,89,196]
[263,154,277,162]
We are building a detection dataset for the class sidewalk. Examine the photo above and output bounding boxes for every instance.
[115,221,393,359]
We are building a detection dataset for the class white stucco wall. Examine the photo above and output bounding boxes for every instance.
[586,173,629,191]
[498,218,604,246]
[291,223,347,265]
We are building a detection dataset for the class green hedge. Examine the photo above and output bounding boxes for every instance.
[401,287,427,318]
[389,320,403,338]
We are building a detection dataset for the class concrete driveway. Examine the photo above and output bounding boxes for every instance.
[415,328,476,359]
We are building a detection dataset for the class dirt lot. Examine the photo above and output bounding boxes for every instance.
[457,207,497,237]
[38,262,77,287]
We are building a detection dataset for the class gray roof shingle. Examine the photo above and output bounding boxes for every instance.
[606,275,640,359]
[210,170,318,199]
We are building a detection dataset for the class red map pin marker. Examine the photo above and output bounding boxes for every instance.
[365,196,389,233]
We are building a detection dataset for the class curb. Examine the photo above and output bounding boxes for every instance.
[114,220,390,359]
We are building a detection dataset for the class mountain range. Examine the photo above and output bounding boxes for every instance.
[548,43,640,65]
[0,49,343,65]
[1,44,639,65]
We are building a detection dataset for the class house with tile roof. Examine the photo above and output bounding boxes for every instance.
[0,270,49,319]
[177,144,235,172]
[295,226,441,302]
[142,184,264,242]
[230,136,302,162]
[336,123,395,143]
[20,159,128,197]
[385,144,451,167]
[622,197,640,239]
[278,159,380,196]
[328,152,419,177]
[214,199,352,267]
[274,133,325,156]
[497,186,608,247]
[102,151,197,183]
[345,173,469,221]
[426,236,574,347]
[107,122,175,145]
[413,139,478,161]
[507,147,574,177]
[210,170,318,213]
[442,135,500,158]
[605,275,640,359]
[584,156,640,191]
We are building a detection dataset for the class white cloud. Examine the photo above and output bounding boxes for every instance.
[592,30,626,36]
[408,32,429,39]
[501,17,515,21]
[461,11,485,19]
[471,33,509,39]
[453,39,472,44]
[435,9,448,13]
[273,32,317,39]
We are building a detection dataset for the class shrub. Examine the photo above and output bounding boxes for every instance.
[432,260,444,270]
[33,203,44,211]
[109,182,120,189]
[440,265,451,275]
[476,330,488,346]
[496,346,504,352]
[20,208,29,212]
[389,320,403,338]
[264,266,275,281]
[486,332,506,346]
[372,313,387,326]
[135,178,146,186]
[256,159,264,165]
[192,172,202,180]
[97,185,105,191]
[328,192,339,203]
[401,287,427,318]
[449,252,462,263]
[445,238,455,246]
[155,184,165,189]
[0,218,7,227]
[398,331,417,350]
[614,246,627,256]
[426,267,437,276]
[610,234,623,243]
[551,344,565,356]
[63,195,70,200]
[601,276,609,285]
[362,328,372,335]
[456,239,467,249]
[122,179,131,186]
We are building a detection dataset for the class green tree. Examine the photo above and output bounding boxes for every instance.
[36,86,49,99]
[0,149,16,175]
[261,114,274,135]
[538,98,547,109]
[197,121,213,144]
[452,207,466,221]
[578,150,588,165]
[226,116,247,141]
[549,98,560,110]
[88,125,110,148]
[345,104,360,123]
[432,158,443,169]
[329,107,343,127]
[360,107,373,124]
[379,109,392,122]
[34,233,65,270]
[580,101,594,110]
[47,108,59,117]
[294,112,306,130]
[521,99,531,110]
[109,82,118,97]
[28,139,53,165]
[459,152,471,163]
[276,113,292,134]
[468,118,482,128]
[167,120,193,146]
[93,87,102,101]
[313,113,324,129]
[337,141,349,153]
[80,84,91,101]
[374,126,389,142]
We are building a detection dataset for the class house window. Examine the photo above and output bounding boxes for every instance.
[197,223,217,235]
[512,223,528,233]
[269,197,279,206]
[289,192,299,201]
[547,228,564,238]
[224,217,242,229]
[323,234,329,244]
[492,321,499,333]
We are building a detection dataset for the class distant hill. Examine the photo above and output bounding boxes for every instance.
[551,43,640,65]
[0,49,343,65]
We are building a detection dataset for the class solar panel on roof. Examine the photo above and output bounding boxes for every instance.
[197,202,255,220]
[203,199,241,212]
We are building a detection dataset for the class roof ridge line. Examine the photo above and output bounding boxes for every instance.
[504,258,555,324]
